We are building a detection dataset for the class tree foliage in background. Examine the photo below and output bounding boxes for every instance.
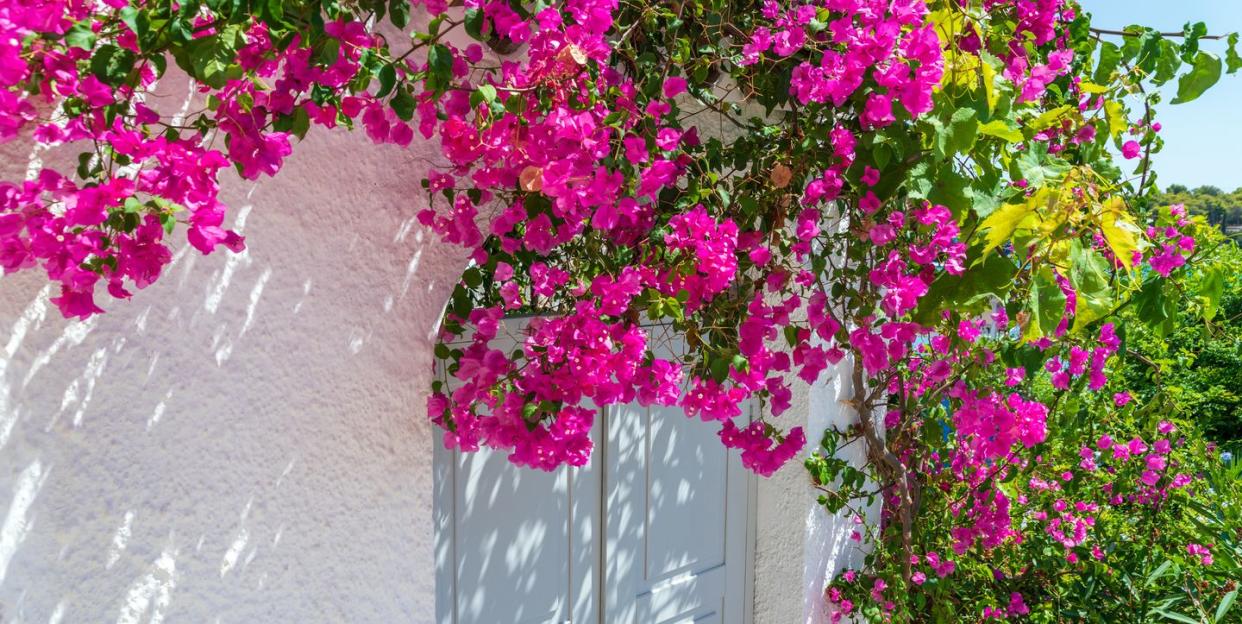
[1,0,1242,621]
[1119,226,1242,452]
[819,213,1242,623]
[1160,185,1242,230]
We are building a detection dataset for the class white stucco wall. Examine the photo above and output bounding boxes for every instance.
[0,108,466,621]
[803,357,877,624]
[751,361,868,624]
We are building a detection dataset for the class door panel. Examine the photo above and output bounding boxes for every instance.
[434,405,601,624]
[604,402,750,624]
[646,405,728,580]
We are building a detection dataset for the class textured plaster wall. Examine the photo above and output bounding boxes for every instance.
[752,359,866,624]
[803,357,877,624]
[0,60,846,624]
[0,94,466,621]
[752,380,813,624]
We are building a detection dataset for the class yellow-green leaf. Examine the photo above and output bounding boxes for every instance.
[1105,100,1127,139]
[928,9,965,47]
[978,120,1022,143]
[1029,105,1073,131]
[929,9,979,89]
[1099,196,1142,269]
[979,192,1043,254]
[980,52,1000,114]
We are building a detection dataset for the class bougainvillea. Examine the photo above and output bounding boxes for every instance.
[2,0,1240,619]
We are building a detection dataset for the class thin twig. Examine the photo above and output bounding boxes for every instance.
[1090,27,1229,41]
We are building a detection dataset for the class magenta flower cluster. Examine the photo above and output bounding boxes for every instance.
[0,0,434,317]
[0,0,1217,616]
[422,0,962,476]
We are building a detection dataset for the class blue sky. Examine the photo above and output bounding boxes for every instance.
[1081,0,1242,190]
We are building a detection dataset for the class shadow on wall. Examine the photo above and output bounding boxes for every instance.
[0,72,468,623]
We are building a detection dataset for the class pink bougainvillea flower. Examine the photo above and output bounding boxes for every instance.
[662,76,688,98]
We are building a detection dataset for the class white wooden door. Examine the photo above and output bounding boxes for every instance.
[433,420,601,624]
[603,402,753,624]
[434,332,753,624]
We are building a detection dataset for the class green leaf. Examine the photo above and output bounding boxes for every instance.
[1154,39,1182,85]
[1026,267,1068,341]
[287,105,310,139]
[64,22,97,50]
[1127,29,1162,73]
[1014,144,1070,188]
[939,107,978,157]
[665,296,684,322]
[709,356,729,383]
[76,152,95,179]
[1181,21,1209,62]
[312,37,340,66]
[426,43,454,91]
[1134,278,1177,338]
[969,177,1004,218]
[1094,41,1121,83]
[1069,240,1114,331]
[473,83,498,108]
[907,162,972,220]
[464,8,485,39]
[389,0,410,28]
[1172,50,1222,104]
[375,63,397,98]
[263,0,286,25]
[1145,560,1173,587]
[1217,589,1238,623]
[927,168,972,221]
[118,6,141,36]
[1153,609,1201,624]
[731,353,749,374]
[1227,33,1242,74]
[390,85,415,121]
[149,53,166,77]
[602,110,627,127]
[173,26,244,88]
[913,253,1017,325]
[90,44,137,86]
[521,402,539,420]
[1199,266,1225,321]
